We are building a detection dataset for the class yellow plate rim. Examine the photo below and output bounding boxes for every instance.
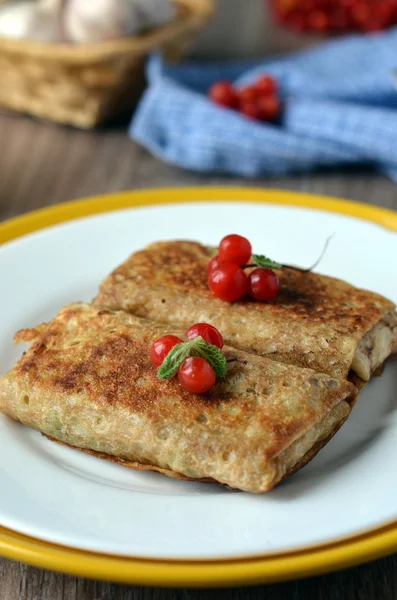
[0,186,396,587]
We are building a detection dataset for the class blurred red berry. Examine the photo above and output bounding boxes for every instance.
[288,10,309,31]
[209,81,238,109]
[308,9,329,31]
[339,0,360,8]
[330,8,350,31]
[299,0,320,10]
[350,2,370,27]
[271,0,397,34]
[257,95,282,122]
[255,75,278,96]
[237,86,258,105]
[240,100,262,121]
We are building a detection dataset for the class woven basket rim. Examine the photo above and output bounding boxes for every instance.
[0,0,213,62]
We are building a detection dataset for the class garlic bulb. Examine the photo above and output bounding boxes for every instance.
[0,0,62,42]
[63,0,177,44]
[63,0,125,44]
[0,2,38,40]
[0,0,177,44]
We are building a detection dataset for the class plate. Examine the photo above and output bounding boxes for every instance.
[0,187,396,586]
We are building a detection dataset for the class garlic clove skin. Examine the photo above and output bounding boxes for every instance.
[0,2,37,40]
[63,0,131,43]
[0,0,63,42]
[0,0,178,44]
[30,9,63,42]
[63,0,177,44]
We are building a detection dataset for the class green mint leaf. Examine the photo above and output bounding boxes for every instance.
[158,342,191,380]
[252,254,282,270]
[191,337,228,379]
[157,337,227,380]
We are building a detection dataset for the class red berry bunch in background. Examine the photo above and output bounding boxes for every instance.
[207,234,281,303]
[208,74,282,123]
[271,0,397,34]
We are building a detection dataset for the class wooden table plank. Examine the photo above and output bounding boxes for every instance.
[0,112,396,600]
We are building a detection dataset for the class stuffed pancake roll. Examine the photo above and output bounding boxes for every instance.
[94,241,397,382]
[0,303,357,493]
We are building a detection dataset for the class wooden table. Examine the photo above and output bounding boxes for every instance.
[1,112,396,600]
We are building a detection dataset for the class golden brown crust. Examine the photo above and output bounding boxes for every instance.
[0,303,357,493]
[46,411,351,490]
[94,241,395,379]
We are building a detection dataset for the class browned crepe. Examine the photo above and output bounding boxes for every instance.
[0,303,357,493]
[94,241,397,381]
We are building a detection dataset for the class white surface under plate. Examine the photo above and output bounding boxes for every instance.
[0,200,396,560]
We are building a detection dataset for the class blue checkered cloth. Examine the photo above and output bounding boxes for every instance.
[129,28,397,180]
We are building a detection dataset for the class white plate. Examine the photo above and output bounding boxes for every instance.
[0,194,396,562]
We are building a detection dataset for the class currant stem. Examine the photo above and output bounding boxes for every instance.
[241,262,303,272]
[241,234,334,274]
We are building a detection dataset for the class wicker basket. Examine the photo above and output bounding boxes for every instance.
[0,0,213,128]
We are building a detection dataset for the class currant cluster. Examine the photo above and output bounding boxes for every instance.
[271,0,397,34]
[207,234,280,303]
[208,75,281,123]
[150,323,224,394]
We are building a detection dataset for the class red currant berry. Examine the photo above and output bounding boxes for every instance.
[288,10,309,31]
[206,255,224,275]
[255,75,278,96]
[247,268,280,301]
[340,0,360,8]
[218,234,252,265]
[363,20,383,33]
[308,9,329,32]
[237,86,258,104]
[178,356,216,394]
[150,335,183,368]
[209,81,238,109]
[300,0,320,10]
[185,323,224,349]
[239,100,262,121]
[377,0,395,23]
[208,263,247,302]
[257,95,281,122]
[350,2,370,27]
[330,8,350,32]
